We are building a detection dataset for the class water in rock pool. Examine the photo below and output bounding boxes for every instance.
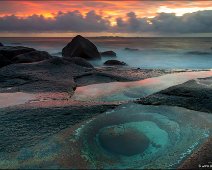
[72,104,212,169]
[72,70,212,102]
[1,103,211,169]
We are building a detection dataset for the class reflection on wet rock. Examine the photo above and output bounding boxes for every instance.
[72,71,212,102]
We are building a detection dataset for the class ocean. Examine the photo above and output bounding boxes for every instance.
[0,37,212,69]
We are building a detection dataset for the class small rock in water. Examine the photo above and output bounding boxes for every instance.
[124,47,139,51]
[0,42,4,46]
[100,51,117,57]
[104,59,127,66]
[186,51,211,55]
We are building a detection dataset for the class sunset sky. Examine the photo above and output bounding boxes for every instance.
[0,1,212,37]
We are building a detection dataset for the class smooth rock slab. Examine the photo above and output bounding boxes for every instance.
[137,77,212,113]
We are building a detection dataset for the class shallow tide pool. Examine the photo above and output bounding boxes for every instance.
[70,103,212,169]
[72,70,212,102]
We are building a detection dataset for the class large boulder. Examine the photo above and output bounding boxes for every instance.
[0,54,12,68]
[65,57,94,68]
[0,42,3,46]
[104,60,127,66]
[62,35,101,60]
[12,51,52,64]
[100,51,116,57]
[0,46,35,60]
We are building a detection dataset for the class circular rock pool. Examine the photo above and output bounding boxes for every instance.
[73,103,212,169]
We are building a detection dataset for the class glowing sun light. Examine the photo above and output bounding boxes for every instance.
[158,6,212,16]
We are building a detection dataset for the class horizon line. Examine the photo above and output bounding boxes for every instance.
[0,36,212,38]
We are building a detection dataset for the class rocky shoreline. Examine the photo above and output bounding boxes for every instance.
[0,35,211,169]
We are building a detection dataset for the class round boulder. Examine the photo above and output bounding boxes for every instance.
[0,42,3,46]
[62,35,101,60]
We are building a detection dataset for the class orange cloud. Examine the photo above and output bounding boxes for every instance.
[1,1,212,20]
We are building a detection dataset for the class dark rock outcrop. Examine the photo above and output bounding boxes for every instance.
[0,46,52,68]
[100,51,116,57]
[62,35,101,60]
[137,77,212,113]
[0,46,35,60]
[12,51,52,64]
[104,60,127,66]
[65,57,94,68]
[0,42,3,46]
[0,54,11,68]
[0,57,92,93]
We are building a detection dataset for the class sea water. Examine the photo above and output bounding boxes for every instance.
[0,37,212,69]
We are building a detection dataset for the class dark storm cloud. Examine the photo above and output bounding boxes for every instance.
[151,10,212,33]
[0,10,212,33]
[115,12,151,32]
[0,10,110,32]
[115,10,212,33]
